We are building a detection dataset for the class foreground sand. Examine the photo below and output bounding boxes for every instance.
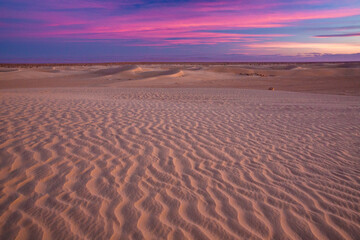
[0,87,359,239]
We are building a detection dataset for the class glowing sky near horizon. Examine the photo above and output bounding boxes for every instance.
[0,0,360,62]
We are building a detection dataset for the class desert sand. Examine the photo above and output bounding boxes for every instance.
[1,62,360,95]
[0,63,360,239]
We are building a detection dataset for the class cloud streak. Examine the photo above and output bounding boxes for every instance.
[1,0,360,61]
[244,42,360,54]
[314,32,360,37]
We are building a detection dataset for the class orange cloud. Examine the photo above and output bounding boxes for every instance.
[244,42,360,54]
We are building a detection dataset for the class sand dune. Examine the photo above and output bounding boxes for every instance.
[0,68,18,73]
[1,63,359,95]
[0,87,359,239]
[139,69,184,78]
[92,65,143,77]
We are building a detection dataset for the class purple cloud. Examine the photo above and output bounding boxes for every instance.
[314,32,360,37]
[1,0,360,62]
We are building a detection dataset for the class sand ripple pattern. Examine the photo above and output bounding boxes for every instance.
[1,88,360,240]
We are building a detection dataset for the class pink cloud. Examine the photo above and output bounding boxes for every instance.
[1,0,360,48]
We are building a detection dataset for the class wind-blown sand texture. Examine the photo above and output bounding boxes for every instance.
[0,63,360,239]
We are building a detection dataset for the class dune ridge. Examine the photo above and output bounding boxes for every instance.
[0,88,359,239]
[1,62,359,95]
[92,65,143,77]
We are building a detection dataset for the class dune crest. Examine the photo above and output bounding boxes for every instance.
[92,65,143,77]
[1,63,359,95]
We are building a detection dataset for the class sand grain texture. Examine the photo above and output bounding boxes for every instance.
[0,87,359,240]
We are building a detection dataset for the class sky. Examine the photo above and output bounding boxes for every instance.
[0,0,360,62]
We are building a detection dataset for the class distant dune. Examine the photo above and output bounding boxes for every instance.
[1,62,359,95]
[0,63,359,239]
[92,65,143,76]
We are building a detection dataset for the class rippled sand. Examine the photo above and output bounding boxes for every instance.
[1,87,359,239]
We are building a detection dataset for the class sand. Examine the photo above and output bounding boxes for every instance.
[0,64,360,239]
[1,62,360,95]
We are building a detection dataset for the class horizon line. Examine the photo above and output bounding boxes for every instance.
[1,61,360,67]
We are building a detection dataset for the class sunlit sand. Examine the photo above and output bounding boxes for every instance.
[1,63,359,239]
